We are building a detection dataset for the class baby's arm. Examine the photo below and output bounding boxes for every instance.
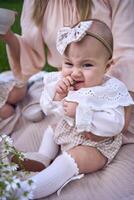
[76,105,125,138]
[40,74,74,116]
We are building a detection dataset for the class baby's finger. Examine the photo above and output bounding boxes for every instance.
[57,80,68,92]
[62,78,71,87]
[56,85,64,94]
[66,76,74,86]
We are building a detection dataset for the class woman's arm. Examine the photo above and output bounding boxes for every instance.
[0,0,45,80]
[106,0,134,131]
[0,31,22,78]
[108,0,134,92]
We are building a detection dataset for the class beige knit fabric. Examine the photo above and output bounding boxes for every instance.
[54,119,122,164]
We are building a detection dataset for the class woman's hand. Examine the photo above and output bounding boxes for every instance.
[123,105,132,133]
[63,100,78,118]
[0,31,13,43]
[123,92,134,133]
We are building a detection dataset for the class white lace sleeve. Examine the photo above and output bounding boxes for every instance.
[40,72,63,116]
[65,76,134,136]
[76,105,125,136]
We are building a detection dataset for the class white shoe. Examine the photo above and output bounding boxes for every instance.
[11,152,50,172]
[0,8,16,34]
[22,103,45,122]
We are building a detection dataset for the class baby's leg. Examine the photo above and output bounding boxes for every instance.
[12,126,59,172]
[68,145,107,174]
[7,85,27,105]
[22,146,107,199]
[22,152,79,199]
[0,103,15,119]
[38,126,59,161]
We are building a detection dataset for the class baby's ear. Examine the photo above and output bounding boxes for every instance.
[105,58,114,72]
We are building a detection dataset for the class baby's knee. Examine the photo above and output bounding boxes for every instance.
[0,103,15,119]
[7,85,27,104]
[67,146,107,174]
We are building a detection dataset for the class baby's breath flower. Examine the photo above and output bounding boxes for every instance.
[0,134,34,200]
[1,135,13,146]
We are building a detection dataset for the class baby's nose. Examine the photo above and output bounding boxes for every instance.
[71,67,82,78]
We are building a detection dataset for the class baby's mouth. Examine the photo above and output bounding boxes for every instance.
[72,80,84,90]
[71,80,83,85]
[72,80,77,85]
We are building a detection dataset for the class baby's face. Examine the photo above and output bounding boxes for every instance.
[62,35,111,90]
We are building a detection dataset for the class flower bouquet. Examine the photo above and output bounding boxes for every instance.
[0,135,34,200]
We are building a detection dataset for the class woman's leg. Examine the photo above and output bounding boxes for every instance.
[7,85,27,104]
[22,145,107,199]
[0,103,15,119]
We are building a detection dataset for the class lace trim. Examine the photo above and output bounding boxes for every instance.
[65,76,134,109]
[63,151,79,175]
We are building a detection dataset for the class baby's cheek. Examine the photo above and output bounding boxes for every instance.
[62,67,72,77]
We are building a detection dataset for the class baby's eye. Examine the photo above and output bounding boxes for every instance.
[65,62,73,67]
[83,63,93,68]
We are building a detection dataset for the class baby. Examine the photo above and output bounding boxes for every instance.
[16,19,134,199]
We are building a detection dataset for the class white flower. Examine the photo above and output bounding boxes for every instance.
[1,134,13,146]
[15,180,35,200]
[10,163,18,171]
[0,135,34,200]
[2,163,18,172]
[11,176,21,190]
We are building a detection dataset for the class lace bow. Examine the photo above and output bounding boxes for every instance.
[56,21,92,55]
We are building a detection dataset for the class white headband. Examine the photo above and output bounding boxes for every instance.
[56,21,112,57]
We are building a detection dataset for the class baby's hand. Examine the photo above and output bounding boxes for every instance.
[54,76,74,101]
[63,100,78,118]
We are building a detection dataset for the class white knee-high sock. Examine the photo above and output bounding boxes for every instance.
[38,126,59,166]
[26,152,79,199]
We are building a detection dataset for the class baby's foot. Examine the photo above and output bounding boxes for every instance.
[0,8,16,35]
[11,152,50,172]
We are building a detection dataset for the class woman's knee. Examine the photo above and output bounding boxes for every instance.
[7,85,27,104]
[0,103,15,119]
[67,145,107,174]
